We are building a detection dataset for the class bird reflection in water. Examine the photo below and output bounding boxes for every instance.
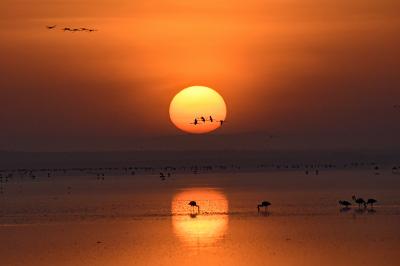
[171,188,228,247]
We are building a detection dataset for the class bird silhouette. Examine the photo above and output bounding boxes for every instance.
[46,25,57,30]
[352,195,366,208]
[188,201,200,213]
[62,27,71,32]
[366,198,377,208]
[190,118,199,125]
[339,200,352,208]
[217,120,225,126]
[208,116,214,122]
[257,201,271,212]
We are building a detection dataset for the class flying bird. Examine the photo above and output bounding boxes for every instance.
[217,120,225,126]
[190,118,199,125]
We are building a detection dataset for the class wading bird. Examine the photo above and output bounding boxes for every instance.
[352,195,366,208]
[46,25,56,30]
[366,198,377,208]
[338,200,351,208]
[257,201,271,212]
[188,201,200,212]
[208,116,214,122]
[62,27,71,31]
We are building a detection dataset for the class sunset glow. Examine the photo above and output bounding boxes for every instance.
[169,86,227,134]
[171,188,229,246]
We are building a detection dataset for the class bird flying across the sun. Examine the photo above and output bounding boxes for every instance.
[190,118,199,125]
[46,25,57,30]
[217,120,225,126]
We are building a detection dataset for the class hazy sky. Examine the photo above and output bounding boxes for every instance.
[0,0,399,151]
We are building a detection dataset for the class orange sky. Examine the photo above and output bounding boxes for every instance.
[0,0,399,150]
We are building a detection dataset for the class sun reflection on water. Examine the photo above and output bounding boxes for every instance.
[171,188,229,247]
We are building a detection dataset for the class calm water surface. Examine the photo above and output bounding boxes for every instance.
[0,170,399,265]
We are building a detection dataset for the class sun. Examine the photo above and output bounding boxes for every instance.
[169,86,227,134]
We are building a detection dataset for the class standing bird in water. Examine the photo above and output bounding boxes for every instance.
[257,201,271,212]
[188,201,200,213]
[366,198,377,208]
[208,116,214,122]
[338,200,352,208]
[46,25,57,29]
[352,195,366,208]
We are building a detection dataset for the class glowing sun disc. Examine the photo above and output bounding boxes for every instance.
[169,86,227,134]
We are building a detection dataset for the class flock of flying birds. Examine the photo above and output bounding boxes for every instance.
[190,116,225,126]
[46,25,98,32]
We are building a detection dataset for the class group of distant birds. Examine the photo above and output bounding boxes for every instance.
[188,196,378,216]
[46,25,98,32]
[339,195,377,209]
[187,200,271,214]
[190,116,225,126]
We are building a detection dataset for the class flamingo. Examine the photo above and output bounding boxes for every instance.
[217,120,225,126]
[366,198,377,208]
[188,201,200,212]
[159,172,166,180]
[338,200,351,208]
[190,118,198,125]
[352,195,366,208]
[257,201,271,212]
